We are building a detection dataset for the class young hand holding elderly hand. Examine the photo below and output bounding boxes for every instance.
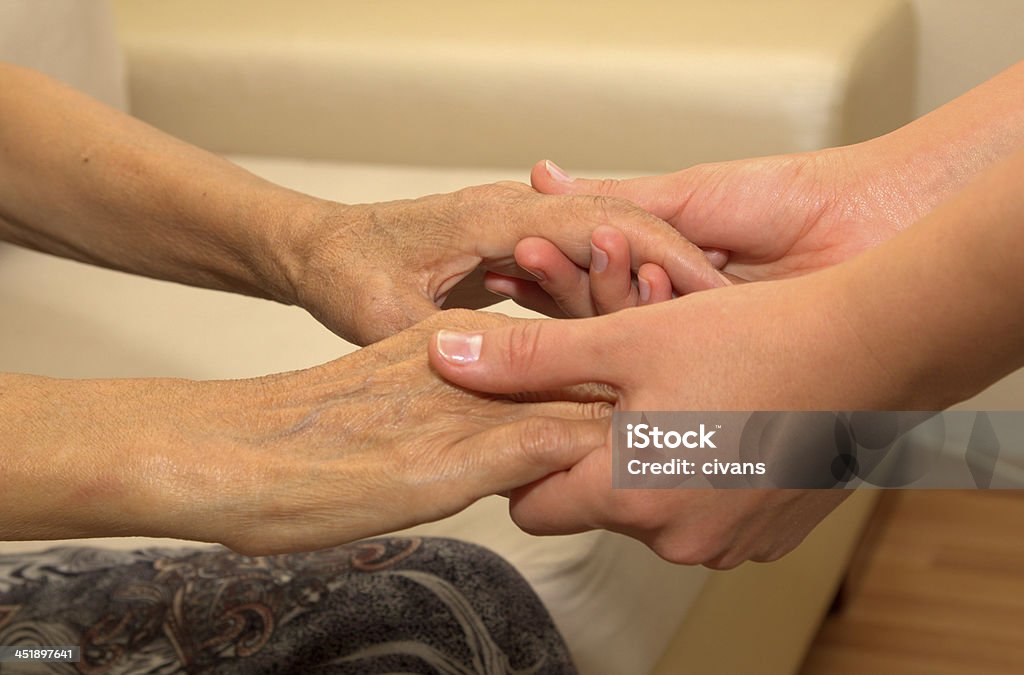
[432,62,1024,568]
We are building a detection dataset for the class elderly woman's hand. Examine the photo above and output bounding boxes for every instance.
[1,64,723,350]
[284,182,727,345]
[1,310,611,554]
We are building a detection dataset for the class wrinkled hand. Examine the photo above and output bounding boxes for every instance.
[152,310,612,556]
[427,275,903,568]
[286,181,727,344]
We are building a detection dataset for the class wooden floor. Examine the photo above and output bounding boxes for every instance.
[800,491,1024,674]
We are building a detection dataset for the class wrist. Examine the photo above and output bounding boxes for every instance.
[273,196,372,327]
[244,188,340,308]
[824,247,987,411]
[861,62,1024,222]
[0,375,261,545]
[0,376,186,540]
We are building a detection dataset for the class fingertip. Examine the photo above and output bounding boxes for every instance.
[514,237,559,280]
[589,225,639,313]
[515,238,596,317]
[482,272,517,299]
[484,272,568,318]
[433,329,483,366]
[702,247,730,269]
[591,224,628,251]
[638,263,673,304]
[637,276,651,304]
[531,159,574,194]
[590,242,610,274]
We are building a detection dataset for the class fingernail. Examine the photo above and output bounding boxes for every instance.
[638,277,651,303]
[436,330,482,364]
[701,247,729,269]
[591,244,609,273]
[522,265,546,282]
[545,159,573,183]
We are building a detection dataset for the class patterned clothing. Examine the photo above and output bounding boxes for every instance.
[0,537,576,674]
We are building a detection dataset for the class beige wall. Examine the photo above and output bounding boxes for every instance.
[911,0,1023,117]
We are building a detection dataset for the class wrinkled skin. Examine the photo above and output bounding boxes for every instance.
[289,181,726,345]
[123,310,613,556]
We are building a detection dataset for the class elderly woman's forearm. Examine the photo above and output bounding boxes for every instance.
[0,62,314,305]
[0,373,226,541]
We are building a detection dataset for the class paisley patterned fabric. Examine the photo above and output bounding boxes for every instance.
[0,537,576,674]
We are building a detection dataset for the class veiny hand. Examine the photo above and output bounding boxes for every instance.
[214,309,621,555]
[427,275,904,568]
[285,181,727,345]
[12,310,612,554]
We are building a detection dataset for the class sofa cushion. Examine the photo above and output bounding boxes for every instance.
[111,0,914,170]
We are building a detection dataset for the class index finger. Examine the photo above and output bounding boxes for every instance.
[518,193,730,295]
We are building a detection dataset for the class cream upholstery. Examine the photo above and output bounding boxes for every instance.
[111,0,914,170]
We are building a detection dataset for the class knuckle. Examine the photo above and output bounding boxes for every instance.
[467,181,530,205]
[579,194,642,227]
[430,307,478,327]
[649,526,731,566]
[752,543,797,564]
[595,178,623,196]
[492,180,531,194]
[579,401,614,420]
[610,494,663,532]
[514,416,572,465]
[653,538,721,566]
[509,507,550,536]
[503,320,546,374]
[591,194,626,220]
[703,552,746,571]
[422,307,513,332]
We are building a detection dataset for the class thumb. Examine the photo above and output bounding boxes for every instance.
[530,159,691,222]
[428,315,632,394]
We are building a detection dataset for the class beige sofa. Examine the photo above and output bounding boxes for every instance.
[1,1,926,672]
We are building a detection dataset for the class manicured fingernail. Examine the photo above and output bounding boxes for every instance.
[545,160,573,183]
[638,277,651,303]
[522,265,546,282]
[436,330,482,364]
[591,244,609,273]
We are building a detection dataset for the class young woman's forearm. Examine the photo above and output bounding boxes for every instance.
[0,62,314,303]
[833,147,1024,408]
[870,60,1024,214]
